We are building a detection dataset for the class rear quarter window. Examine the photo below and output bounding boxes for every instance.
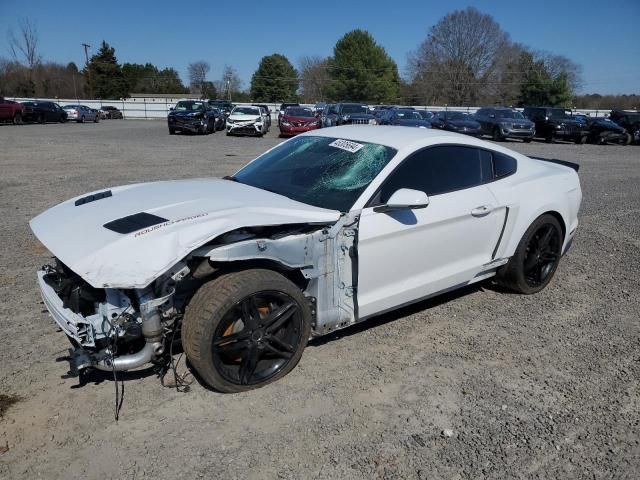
[493,151,517,178]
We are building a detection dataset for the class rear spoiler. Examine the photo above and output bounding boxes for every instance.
[530,156,580,172]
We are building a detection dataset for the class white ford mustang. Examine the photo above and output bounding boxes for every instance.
[31,126,581,392]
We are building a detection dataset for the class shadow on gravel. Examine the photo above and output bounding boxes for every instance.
[0,393,22,419]
[309,282,484,348]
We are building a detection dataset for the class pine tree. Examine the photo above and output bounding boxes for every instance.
[250,54,298,102]
[327,30,399,103]
[85,41,127,99]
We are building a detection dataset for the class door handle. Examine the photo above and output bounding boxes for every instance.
[471,205,493,217]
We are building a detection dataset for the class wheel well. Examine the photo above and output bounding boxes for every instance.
[543,211,566,240]
[209,259,309,291]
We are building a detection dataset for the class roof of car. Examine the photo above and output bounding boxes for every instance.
[302,125,470,149]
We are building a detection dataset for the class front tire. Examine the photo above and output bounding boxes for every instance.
[495,214,563,294]
[492,127,504,142]
[12,113,22,125]
[182,269,312,393]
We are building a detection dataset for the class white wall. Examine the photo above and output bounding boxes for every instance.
[7,97,615,119]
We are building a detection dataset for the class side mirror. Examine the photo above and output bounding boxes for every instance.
[169,107,174,111]
[374,188,430,213]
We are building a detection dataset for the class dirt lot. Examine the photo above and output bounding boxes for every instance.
[0,120,638,479]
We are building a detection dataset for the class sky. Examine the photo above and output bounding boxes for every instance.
[1,0,638,95]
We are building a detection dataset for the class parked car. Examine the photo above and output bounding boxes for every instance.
[209,99,234,116]
[99,106,124,119]
[63,104,99,123]
[334,103,377,125]
[416,110,435,122]
[278,103,300,125]
[573,115,630,145]
[379,109,431,128]
[609,110,640,145]
[320,103,338,127]
[0,97,24,124]
[522,107,589,144]
[279,106,321,136]
[226,105,267,136]
[31,126,581,392]
[207,106,227,131]
[431,111,482,136]
[314,102,327,115]
[21,101,68,123]
[168,100,217,135]
[474,107,535,142]
[252,104,272,130]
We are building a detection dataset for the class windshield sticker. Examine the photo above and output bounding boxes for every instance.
[329,139,364,153]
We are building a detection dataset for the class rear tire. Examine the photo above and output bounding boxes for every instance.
[182,269,312,393]
[79,115,85,123]
[495,214,563,294]
[169,128,176,135]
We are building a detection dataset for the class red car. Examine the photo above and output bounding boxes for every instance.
[279,107,320,137]
[0,97,24,124]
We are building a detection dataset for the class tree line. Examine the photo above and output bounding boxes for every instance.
[2,10,637,109]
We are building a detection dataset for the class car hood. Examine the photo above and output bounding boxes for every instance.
[229,114,260,121]
[283,115,317,123]
[342,113,375,119]
[447,119,481,128]
[169,110,204,117]
[591,120,624,132]
[30,178,340,288]
[393,119,431,127]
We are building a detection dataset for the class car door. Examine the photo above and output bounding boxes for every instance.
[356,145,504,318]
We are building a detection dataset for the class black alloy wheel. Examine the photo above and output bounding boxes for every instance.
[522,223,562,288]
[495,214,563,294]
[182,269,312,392]
[212,291,303,386]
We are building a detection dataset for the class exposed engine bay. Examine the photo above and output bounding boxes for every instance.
[37,215,358,378]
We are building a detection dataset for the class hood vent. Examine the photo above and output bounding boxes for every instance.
[104,212,169,234]
[75,190,112,206]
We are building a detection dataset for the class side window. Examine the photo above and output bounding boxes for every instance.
[375,146,493,204]
[493,151,517,178]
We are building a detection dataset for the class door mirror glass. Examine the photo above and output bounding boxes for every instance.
[375,188,430,212]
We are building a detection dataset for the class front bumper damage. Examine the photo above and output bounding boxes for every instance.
[227,121,263,135]
[38,263,169,375]
[168,116,205,132]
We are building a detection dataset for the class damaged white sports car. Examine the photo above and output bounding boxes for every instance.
[31,126,581,392]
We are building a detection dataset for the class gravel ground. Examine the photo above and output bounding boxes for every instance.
[0,120,638,480]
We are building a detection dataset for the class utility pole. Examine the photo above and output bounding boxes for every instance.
[81,43,91,65]
[82,43,91,98]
